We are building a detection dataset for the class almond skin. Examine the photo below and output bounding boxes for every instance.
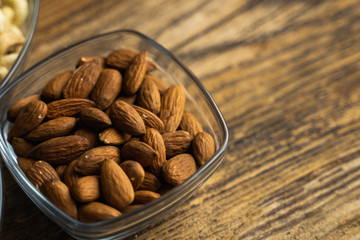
[123,50,148,96]
[79,107,112,129]
[7,94,41,122]
[46,98,95,119]
[179,111,204,137]
[192,132,215,166]
[74,128,100,149]
[162,130,192,159]
[136,77,161,114]
[109,100,146,136]
[122,204,143,214]
[12,100,47,137]
[28,135,90,164]
[78,201,121,223]
[12,137,35,157]
[144,74,168,94]
[64,160,80,189]
[132,105,164,134]
[63,59,102,99]
[55,164,67,180]
[41,71,73,100]
[99,127,131,145]
[106,49,156,71]
[101,159,135,210]
[26,160,60,188]
[121,140,158,168]
[134,190,160,204]
[71,175,101,202]
[162,153,197,186]
[24,117,77,141]
[139,172,161,192]
[120,160,145,190]
[90,68,122,110]
[40,179,78,219]
[17,157,35,173]
[159,85,186,132]
[77,56,105,68]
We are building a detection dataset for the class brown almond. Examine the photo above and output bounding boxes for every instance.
[134,190,160,204]
[99,127,131,145]
[90,68,122,110]
[74,128,100,149]
[106,49,155,71]
[132,105,164,133]
[117,95,137,105]
[63,59,102,99]
[159,85,186,132]
[141,128,166,176]
[101,159,135,210]
[41,71,73,100]
[7,94,41,122]
[46,98,95,119]
[162,153,197,186]
[122,204,143,214]
[26,160,60,188]
[123,50,148,96]
[12,100,47,137]
[79,107,111,129]
[179,111,203,137]
[136,77,161,114]
[120,160,145,190]
[121,140,157,167]
[28,135,90,164]
[162,130,192,159]
[24,117,77,141]
[109,100,146,136]
[17,157,35,173]
[40,179,78,219]
[55,164,67,180]
[77,56,105,68]
[74,146,121,175]
[139,172,161,192]
[78,201,121,223]
[64,160,80,188]
[71,175,100,202]
[12,137,35,157]
[144,74,169,94]
[192,132,215,166]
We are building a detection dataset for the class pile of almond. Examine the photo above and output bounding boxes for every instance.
[7,49,215,223]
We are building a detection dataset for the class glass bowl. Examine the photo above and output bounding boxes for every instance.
[0,0,39,89]
[0,29,229,239]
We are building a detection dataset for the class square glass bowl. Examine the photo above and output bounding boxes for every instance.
[0,29,229,239]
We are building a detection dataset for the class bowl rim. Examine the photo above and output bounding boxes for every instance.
[0,29,229,237]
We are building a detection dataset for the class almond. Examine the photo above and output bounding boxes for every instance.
[109,100,146,136]
[99,127,131,145]
[132,105,164,133]
[179,111,203,137]
[159,85,186,132]
[74,128,100,149]
[90,68,122,110]
[162,130,192,159]
[78,201,121,223]
[134,190,160,204]
[41,71,73,100]
[74,146,121,175]
[26,160,60,188]
[101,159,135,210]
[136,77,160,114]
[120,160,145,190]
[162,153,197,186]
[64,160,80,188]
[7,94,41,122]
[71,175,100,202]
[55,164,67,180]
[79,107,112,129]
[121,140,157,167]
[123,50,148,96]
[12,100,47,137]
[24,117,77,141]
[46,98,95,119]
[40,179,78,219]
[77,56,105,68]
[144,74,168,94]
[139,172,161,192]
[192,132,215,166]
[122,204,143,214]
[62,59,102,99]
[17,157,35,173]
[11,137,35,157]
[106,49,155,71]
[28,135,90,164]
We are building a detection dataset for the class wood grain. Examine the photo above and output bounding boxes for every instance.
[3,0,360,239]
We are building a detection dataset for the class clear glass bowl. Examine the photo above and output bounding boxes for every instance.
[0,29,229,239]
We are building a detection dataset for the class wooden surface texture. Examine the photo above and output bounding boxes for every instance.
[3,0,360,239]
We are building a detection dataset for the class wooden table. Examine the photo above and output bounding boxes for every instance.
[2,0,360,239]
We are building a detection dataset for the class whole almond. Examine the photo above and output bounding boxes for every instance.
[17,157,35,173]
[77,56,105,68]
[71,175,100,202]
[109,100,146,136]
[26,160,60,188]
[192,132,215,166]
[136,77,160,114]
[7,94,41,122]
[162,130,192,159]
[41,71,73,100]
[120,160,145,190]
[139,172,161,192]
[159,85,186,132]
[121,140,157,167]
[79,107,111,129]
[64,160,80,188]
[179,111,203,137]
[123,50,148,96]
[132,105,164,133]
[106,49,155,71]
[74,128,100,149]
[78,201,121,223]
[99,127,131,145]
[24,117,77,141]
[74,146,121,175]
[12,100,47,137]
[55,164,67,180]
[46,98,95,119]
[101,159,135,210]
[141,128,166,176]
[134,190,160,204]
[144,74,168,94]
[28,135,90,164]
[40,179,78,219]
[162,153,197,186]
[63,59,102,99]
[90,68,122,110]
[12,137,35,157]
